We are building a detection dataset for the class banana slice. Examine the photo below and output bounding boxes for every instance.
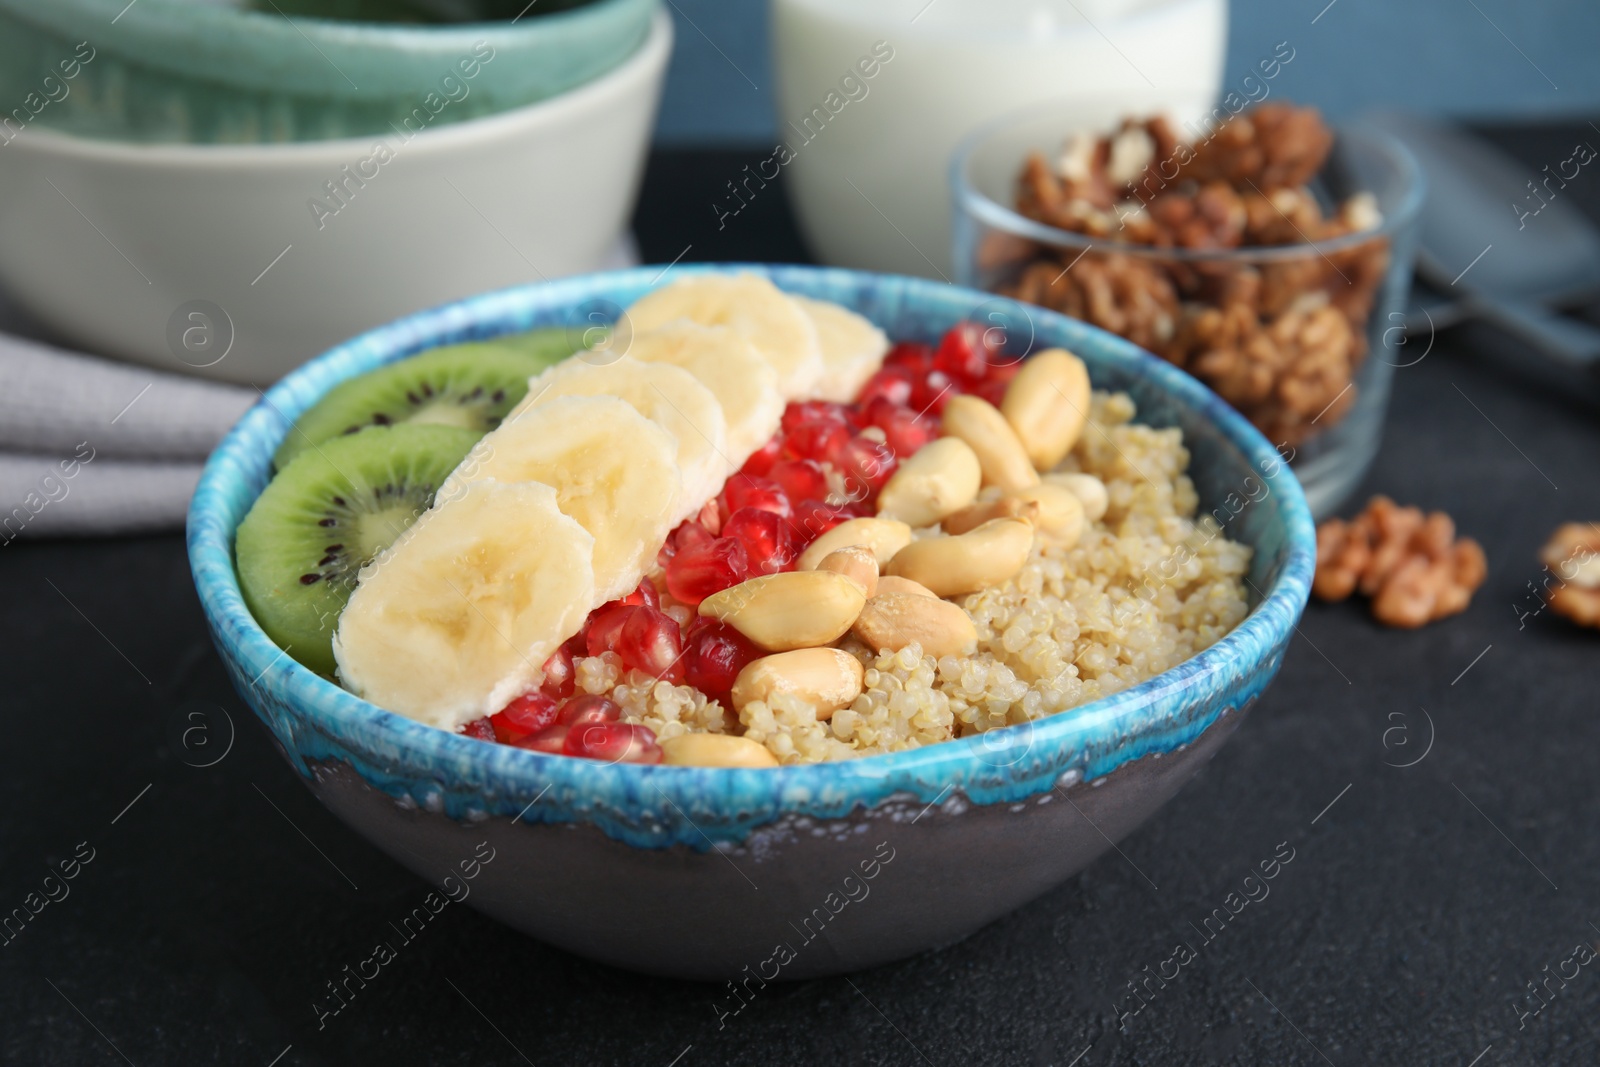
[791,295,890,403]
[628,273,824,399]
[333,480,595,729]
[625,322,785,472]
[510,356,728,522]
[444,395,681,604]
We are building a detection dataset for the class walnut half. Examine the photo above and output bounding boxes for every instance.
[1314,497,1487,628]
[1540,523,1600,629]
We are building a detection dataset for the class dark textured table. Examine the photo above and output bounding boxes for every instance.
[4,127,1598,1067]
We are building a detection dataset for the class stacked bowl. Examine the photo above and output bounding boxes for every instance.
[0,0,671,382]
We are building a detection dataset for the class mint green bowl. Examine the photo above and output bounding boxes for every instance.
[0,0,656,144]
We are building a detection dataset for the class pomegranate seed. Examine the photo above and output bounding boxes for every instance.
[883,341,934,374]
[722,506,799,575]
[791,498,856,543]
[932,321,991,383]
[685,621,763,704]
[768,458,829,504]
[618,578,660,610]
[739,435,782,477]
[864,398,938,459]
[971,376,1011,408]
[834,434,898,502]
[539,645,576,699]
[671,520,716,554]
[515,724,569,754]
[585,603,638,657]
[460,716,496,742]
[984,357,1024,386]
[720,475,792,520]
[557,694,622,726]
[617,606,687,682]
[855,365,915,408]
[490,691,560,743]
[779,416,850,463]
[665,536,749,606]
[910,369,960,416]
[782,400,850,435]
[562,722,662,764]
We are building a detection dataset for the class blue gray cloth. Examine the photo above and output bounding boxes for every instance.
[0,329,254,539]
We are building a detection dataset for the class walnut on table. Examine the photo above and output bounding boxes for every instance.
[1314,496,1488,628]
[1539,523,1600,629]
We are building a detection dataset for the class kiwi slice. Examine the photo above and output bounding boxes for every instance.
[274,343,541,470]
[493,326,590,367]
[237,423,478,676]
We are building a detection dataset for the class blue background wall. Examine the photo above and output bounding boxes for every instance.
[652,0,1600,145]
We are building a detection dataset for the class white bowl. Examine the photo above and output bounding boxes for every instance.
[772,0,1225,279]
[0,10,671,384]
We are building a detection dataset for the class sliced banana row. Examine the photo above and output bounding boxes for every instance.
[624,273,888,407]
[332,481,595,729]
[335,273,891,731]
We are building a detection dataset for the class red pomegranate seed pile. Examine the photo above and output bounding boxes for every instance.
[458,320,1024,761]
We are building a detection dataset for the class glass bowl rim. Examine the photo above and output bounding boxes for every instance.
[950,98,1427,266]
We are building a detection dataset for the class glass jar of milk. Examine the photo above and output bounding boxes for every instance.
[771,0,1226,278]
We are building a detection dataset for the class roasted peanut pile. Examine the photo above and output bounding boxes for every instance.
[1540,523,1600,629]
[575,373,1250,765]
[1314,496,1487,628]
[1002,102,1389,446]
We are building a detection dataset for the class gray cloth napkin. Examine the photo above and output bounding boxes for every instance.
[0,332,254,539]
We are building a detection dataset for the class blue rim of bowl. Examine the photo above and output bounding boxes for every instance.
[950,99,1427,264]
[188,264,1315,844]
[0,0,657,99]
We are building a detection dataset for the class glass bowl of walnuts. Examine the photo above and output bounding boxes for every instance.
[952,100,1424,518]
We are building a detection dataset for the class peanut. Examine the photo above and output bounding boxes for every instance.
[730,647,865,718]
[941,394,1040,491]
[660,733,779,768]
[852,593,978,659]
[817,546,878,598]
[1001,348,1091,470]
[1006,484,1084,544]
[1044,472,1108,522]
[886,517,1035,596]
[875,437,982,528]
[698,571,867,651]
[873,575,937,598]
[941,493,1039,535]
[796,516,912,571]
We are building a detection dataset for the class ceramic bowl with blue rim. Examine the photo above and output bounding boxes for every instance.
[0,0,656,144]
[188,264,1315,980]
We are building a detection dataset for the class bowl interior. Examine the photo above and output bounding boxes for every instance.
[188,264,1315,845]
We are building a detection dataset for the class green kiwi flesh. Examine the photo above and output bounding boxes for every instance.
[237,423,478,676]
[274,343,543,470]
[493,326,593,366]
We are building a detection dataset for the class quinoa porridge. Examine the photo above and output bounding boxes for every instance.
[236,273,1251,767]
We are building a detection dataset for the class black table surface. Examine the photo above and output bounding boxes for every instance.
[4,125,1599,1067]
